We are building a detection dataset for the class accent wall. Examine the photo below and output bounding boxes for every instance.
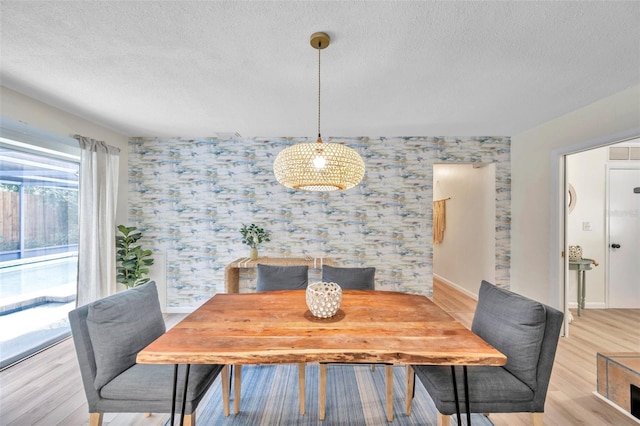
[128,136,511,311]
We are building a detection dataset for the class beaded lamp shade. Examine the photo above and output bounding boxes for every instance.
[273,139,365,191]
[273,32,365,192]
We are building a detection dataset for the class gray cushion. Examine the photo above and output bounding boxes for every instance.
[86,282,165,389]
[414,365,535,414]
[256,264,308,292]
[322,265,376,290]
[100,363,222,402]
[472,280,547,390]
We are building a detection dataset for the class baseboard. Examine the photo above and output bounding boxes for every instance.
[568,302,606,309]
[433,274,478,300]
[166,306,198,314]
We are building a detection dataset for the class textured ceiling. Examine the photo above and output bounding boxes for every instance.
[1,1,639,138]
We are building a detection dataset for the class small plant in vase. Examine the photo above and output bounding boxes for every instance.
[240,223,270,260]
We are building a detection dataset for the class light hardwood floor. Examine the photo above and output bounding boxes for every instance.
[1,282,638,425]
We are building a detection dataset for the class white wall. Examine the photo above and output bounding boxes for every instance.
[433,164,496,298]
[566,146,608,307]
[0,86,130,225]
[511,84,640,307]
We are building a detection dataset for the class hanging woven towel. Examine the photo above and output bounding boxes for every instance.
[433,199,447,244]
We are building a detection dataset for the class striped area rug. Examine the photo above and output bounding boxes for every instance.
[191,364,493,426]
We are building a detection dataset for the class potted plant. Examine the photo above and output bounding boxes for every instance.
[240,223,270,260]
[115,225,154,288]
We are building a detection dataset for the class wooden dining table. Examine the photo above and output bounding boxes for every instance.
[137,289,506,424]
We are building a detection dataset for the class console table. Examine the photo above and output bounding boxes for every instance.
[569,259,594,316]
[224,257,334,293]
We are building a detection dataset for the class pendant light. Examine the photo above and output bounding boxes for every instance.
[273,32,365,191]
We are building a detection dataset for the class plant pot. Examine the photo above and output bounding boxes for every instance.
[249,247,258,260]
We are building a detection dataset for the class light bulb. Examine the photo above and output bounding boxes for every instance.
[313,155,327,169]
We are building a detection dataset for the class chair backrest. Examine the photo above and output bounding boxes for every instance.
[256,264,309,292]
[68,282,165,409]
[322,265,376,290]
[472,280,563,401]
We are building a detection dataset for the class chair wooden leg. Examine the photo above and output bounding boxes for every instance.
[405,365,414,416]
[385,364,394,422]
[532,412,544,426]
[319,363,327,420]
[437,412,450,426]
[184,412,195,426]
[221,365,230,416]
[298,363,306,415]
[89,413,103,426]
[233,364,242,414]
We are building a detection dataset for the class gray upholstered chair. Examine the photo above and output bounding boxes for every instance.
[319,265,384,420]
[68,281,228,426]
[406,280,563,426]
[233,264,309,414]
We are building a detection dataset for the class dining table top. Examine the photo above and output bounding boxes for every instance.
[137,289,506,367]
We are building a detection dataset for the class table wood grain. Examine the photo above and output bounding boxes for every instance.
[137,290,506,367]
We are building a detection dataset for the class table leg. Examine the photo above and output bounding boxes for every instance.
[385,364,394,422]
[298,363,305,415]
[221,365,229,417]
[233,365,242,414]
[180,364,191,426]
[451,366,462,425]
[577,270,583,316]
[405,365,415,416]
[319,363,327,420]
[463,366,471,426]
[170,364,179,426]
[581,270,586,314]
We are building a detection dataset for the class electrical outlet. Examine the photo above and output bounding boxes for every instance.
[582,221,592,231]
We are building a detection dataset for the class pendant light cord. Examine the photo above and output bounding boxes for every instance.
[317,44,322,141]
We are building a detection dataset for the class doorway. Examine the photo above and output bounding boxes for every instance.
[607,165,640,308]
[565,139,640,321]
[432,163,496,298]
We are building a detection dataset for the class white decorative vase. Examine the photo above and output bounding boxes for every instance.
[306,282,342,318]
[568,245,582,261]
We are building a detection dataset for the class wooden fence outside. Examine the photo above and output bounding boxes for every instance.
[0,191,78,251]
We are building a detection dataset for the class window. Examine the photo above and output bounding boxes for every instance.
[0,139,79,369]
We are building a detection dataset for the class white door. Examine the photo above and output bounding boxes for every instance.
[607,167,640,308]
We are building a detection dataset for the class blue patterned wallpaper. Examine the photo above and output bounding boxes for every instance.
[128,136,510,309]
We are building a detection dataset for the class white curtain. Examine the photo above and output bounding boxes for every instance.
[75,135,120,306]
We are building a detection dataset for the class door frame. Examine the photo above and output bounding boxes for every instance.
[551,127,640,336]
[605,162,640,308]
